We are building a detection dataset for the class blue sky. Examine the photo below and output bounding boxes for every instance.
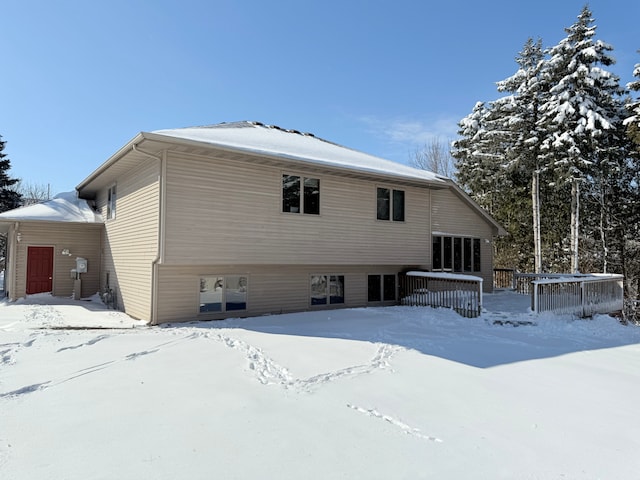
[2,0,639,195]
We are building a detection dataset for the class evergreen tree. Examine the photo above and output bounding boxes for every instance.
[494,38,548,272]
[452,99,535,270]
[452,101,505,213]
[620,55,640,299]
[0,136,22,212]
[453,38,574,273]
[0,136,22,273]
[537,5,625,273]
[625,54,640,147]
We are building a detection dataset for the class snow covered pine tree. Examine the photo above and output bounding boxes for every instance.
[537,5,626,273]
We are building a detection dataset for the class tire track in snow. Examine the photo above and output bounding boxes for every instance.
[0,382,51,399]
[125,349,160,360]
[0,333,199,399]
[57,334,111,352]
[208,331,401,392]
[347,403,443,443]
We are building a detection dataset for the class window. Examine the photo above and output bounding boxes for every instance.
[443,236,452,270]
[310,275,344,305]
[107,185,117,220]
[377,187,404,221]
[383,274,397,301]
[393,190,405,221]
[200,275,248,313]
[304,177,320,215]
[368,274,396,302]
[432,235,481,273]
[464,238,472,272]
[368,275,382,302]
[433,237,442,270]
[376,188,390,220]
[453,237,462,271]
[473,238,481,272]
[283,174,320,214]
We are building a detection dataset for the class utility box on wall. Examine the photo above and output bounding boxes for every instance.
[76,257,88,273]
[73,257,88,300]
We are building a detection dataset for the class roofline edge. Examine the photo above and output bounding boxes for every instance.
[75,132,147,194]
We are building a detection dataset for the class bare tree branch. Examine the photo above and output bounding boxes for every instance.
[409,138,456,179]
[11,181,51,206]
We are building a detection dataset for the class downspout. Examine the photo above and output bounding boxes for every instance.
[132,144,166,325]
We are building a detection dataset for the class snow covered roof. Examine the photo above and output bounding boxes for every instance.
[0,191,102,225]
[73,121,504,236]
[150,121,446,184]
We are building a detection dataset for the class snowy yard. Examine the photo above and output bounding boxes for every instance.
[1,292,640,479]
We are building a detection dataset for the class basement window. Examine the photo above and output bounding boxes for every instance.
[367,274,397,302]
[310,275,345,306]
[199,275,248,313]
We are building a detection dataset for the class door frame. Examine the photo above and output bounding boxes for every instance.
[26,245,55,295]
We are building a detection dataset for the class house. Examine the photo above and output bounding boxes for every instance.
[0,121,505,323]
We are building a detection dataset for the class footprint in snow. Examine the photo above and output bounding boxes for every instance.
[209,332,401,392]
[347,403,443,443]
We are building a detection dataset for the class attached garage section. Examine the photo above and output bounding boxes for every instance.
[5,222,102,300]
[0,193,104,301]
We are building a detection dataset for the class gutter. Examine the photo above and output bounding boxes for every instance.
[131,144,166,325]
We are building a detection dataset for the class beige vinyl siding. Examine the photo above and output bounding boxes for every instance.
[97,158,159,321]
[163,152,431,266]
[11,223,101,299]
[430,188,495,291]
[155,264,407,323]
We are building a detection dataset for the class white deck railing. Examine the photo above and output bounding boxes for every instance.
[493,268,516,290]
[400,271,483,318]
[532,274,624,317]
[513,272,571,295]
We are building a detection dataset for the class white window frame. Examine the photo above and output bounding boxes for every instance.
[310,274,345,306]
[367,273,397,303]
[199,275,248,314]
[432,235,481,273]
[282,173,321,215]
[376,186,405,222]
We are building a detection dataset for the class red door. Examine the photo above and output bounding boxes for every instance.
[26,246,54,294]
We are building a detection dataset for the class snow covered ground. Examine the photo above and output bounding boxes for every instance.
[1,292,640,479]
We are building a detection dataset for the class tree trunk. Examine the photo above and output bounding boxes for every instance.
[599,185,608,273]
[570,179,580,273]
[620,238,629,298]
[532,171,542,273]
